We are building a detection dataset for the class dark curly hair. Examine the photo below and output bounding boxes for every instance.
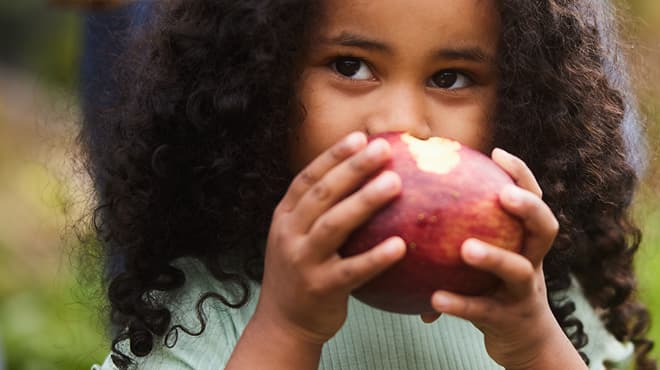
[79,0,655,368]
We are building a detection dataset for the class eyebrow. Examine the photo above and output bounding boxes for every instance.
[321,32,496,64]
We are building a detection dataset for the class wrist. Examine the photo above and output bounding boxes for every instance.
[226,311,324,370]
[505,319,588,370]
[250,309,328,349]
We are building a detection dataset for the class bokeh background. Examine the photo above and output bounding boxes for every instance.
[0,1,658,369]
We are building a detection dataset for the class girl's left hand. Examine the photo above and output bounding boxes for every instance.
[422,148,585,370]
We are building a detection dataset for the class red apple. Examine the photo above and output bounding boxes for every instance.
[339,131,524,314]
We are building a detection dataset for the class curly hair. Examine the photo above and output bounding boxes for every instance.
[79,0,655,368]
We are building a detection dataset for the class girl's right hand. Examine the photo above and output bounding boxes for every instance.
[254,131,407,345]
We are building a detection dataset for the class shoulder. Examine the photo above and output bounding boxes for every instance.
[92,258,259,370]
[557,277,634,370]
[163,258,258,335]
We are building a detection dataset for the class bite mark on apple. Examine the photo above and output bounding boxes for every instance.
[401,133,461,175]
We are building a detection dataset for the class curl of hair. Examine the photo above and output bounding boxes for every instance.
[496,0,654,368]
[79,0,655,368]
[80,0,320,367]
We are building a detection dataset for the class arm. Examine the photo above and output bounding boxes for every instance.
[503,320,587,370]
[225,312,323,370]
[226,132,406,369]
[425,148,587,370]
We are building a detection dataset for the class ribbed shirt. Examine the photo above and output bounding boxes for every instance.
[92,258,633,370]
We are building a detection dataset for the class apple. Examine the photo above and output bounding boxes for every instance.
[339,131,524,314]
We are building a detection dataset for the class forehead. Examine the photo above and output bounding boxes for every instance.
[316,0,500,56]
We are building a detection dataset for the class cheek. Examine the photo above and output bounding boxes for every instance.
[287,126,329,173]
[288,79,363,173]
[460,90,497,153]
[286,107,346,174]
[429,102,495,154]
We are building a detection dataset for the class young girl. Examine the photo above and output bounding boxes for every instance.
[85,0,655,369]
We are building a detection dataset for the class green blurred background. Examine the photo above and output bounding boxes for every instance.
[0,1,658,369]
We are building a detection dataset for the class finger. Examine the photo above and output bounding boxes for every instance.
[420,312,442,324]
[292,138,393,233]
[329,236,406,292]
[461,238,534,298]
[492,148,542,198]
[431,290,499,325]
[279,132,367,213]
[306,170,401,258]
[499,185,559,265]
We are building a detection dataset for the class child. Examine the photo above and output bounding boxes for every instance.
[85,0,655,369]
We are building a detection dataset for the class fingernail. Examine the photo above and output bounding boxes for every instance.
[503,186,521,206]
[464,239,486,261]
[373,171,400,192]
[433,293,452,309]
[345,132,366,150]
[383,237,404,256]
[365,139,388,158]
[493,147,513,158]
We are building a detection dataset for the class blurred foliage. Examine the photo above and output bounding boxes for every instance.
[0,2,105,368]
[637,206,660,361]
[0,0,81,90]
[0,276,108,370]
[0,95,109,368]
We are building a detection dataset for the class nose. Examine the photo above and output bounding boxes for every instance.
[365,85,432,139]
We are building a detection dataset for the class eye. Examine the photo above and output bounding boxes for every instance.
[428,71,472,90]
[331,57,375,80]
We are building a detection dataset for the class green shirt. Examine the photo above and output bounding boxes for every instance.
[92,258,633,370]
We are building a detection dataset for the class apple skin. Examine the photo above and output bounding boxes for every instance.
[339,131,524,314]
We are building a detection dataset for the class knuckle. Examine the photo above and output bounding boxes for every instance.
[547,216,560,236]
[351,149,379,172]
[462,299,486,321]
[271,204,282,218]
[358,187,381,207]
[306,277,329,296]
[519,260,535,281]
[523,195,544,216]
[485,249,504,270]
[511,155,529,172]
[271,230,285,246]
[366,250,384,269]
[298,169,319,187]
[338,253,380,287]
[311,181,332,201]
[349,157,368,172]
[509,157,535,183]
[504,258,535,287]
[461,298,472,315]
[273,202,289,217]
[330,144,348,161]
[288,246,307,266]
[337,264,357,285]
[477,301,495,322]
[317,217,340,235]
[268,226,289,249]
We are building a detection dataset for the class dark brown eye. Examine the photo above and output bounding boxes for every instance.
[335,58,361,76]
[431,72,457,88]
[429,71,471,89]
[331,57,374,80]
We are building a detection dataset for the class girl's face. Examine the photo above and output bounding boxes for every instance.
[289,0,501,173]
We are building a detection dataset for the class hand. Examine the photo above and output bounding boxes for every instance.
[424,148,584,369]
[254,132,407,345]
